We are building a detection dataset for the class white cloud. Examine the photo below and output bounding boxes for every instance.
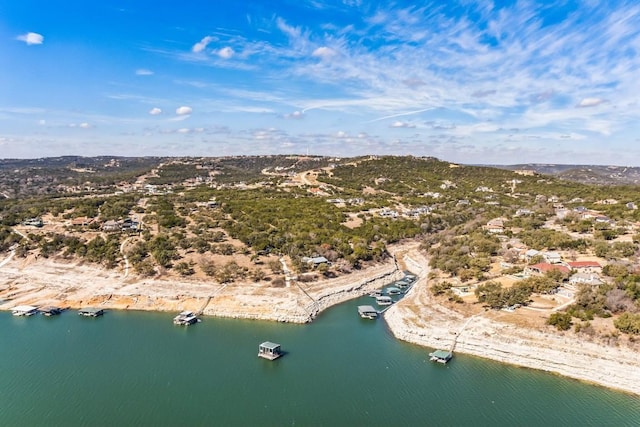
[577,97,606,108]
[149,107,162,115]
[217,47,235,59]
[38,119,46,126]
[284,110,304,119]
[177,128,190,134]
[390,121,415,128]
[79,122,92,129]
[16,32,44,45]
[136,69,154,76]
[192,36,214,53]
[175,106,193,115]
[312,46,336,59]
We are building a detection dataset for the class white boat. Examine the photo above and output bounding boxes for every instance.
[173,311,198,325]
[12,305,38,316]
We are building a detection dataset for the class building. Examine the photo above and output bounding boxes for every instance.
[258,341,283,360]
[525,263,570,277]
[567,261,602,274]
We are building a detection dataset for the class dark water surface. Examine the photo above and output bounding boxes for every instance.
[2,297,639,426]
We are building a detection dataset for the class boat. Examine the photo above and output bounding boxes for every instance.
[258,341,283,360]
[386,286,402,295]
[11,305,38,316]
[369,290,383,298]
[357,305,378,319]
[173,311,198,325]
[375,295,393,306]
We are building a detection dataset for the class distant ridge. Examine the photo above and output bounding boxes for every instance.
[494,164,640,185]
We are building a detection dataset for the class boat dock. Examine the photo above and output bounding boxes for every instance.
[78,307,104,317]
[429,349,453,364]
[11,305,38,316]
[39,306,63,316]
[173,310,198,325]
[258,341,283,360]
[357,305,378,319]
[375,295,393,306]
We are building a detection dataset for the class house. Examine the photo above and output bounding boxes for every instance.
[486,218,505,233]
[568,273,604,288]
[102,220,120,232]
[23,218,43,227]
[525,263,570,277]
[524,249,540,262]
[515,209,533,217]
[567,261,602,274]
[302,256,330,267]
[543,251,562,264]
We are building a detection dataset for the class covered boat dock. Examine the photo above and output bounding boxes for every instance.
[357,305,378,319]
[78,307,104,317]
[429,349,453,364]
[258,341,283,360]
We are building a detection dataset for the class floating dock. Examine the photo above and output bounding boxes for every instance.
[258,341,283,360]
[357,305,378,319]
[429,349,453,364]
[11,305,38,316]
[78,307,104,317]
[375,295,393,306]
[173,311,198,325]
[39,306,63,316]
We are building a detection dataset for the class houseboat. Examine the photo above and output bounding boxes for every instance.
[357,305,378,319]
[258,341,283,360]
[375,295,393,306]
[429,349,453,364]
[173,311,198,325]
[369,290,383,298]
[39,306,63,316]
[11,305,38,316]
[395,279,410,289]
[78,307,104,317]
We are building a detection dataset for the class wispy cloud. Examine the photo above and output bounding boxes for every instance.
[135,69,154,76]
[175,106,192,115]
[192,36,214,53]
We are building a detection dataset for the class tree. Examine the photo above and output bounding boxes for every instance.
[548,312,572,331]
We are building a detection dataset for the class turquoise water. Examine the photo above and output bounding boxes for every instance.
[1,297,639,426]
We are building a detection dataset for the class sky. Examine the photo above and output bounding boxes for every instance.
[2,0,640,165]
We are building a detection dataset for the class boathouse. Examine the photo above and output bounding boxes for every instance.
[11,305,38,316]
[39,306,63,316]
[375,295,393,306]
[258,341,283,360]
[357,305,378,319]
[78,307,104,317]
[429,350,453,364]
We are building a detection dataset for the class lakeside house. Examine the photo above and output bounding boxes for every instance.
[525,263,570,277]
[568,273,604,288]
[567,261,602,274]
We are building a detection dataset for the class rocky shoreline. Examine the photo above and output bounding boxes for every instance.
[3,247,640,395]
[384,252,640,396]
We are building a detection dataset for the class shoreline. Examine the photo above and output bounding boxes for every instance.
[2,247,640,396]
[384,251,640,396]
[0,251,403,324]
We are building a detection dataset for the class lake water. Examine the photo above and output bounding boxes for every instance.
[2,297,639,426]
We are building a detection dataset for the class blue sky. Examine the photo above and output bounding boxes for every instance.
[2,0,640,165]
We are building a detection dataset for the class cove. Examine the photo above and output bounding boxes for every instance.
[1,296,639,426]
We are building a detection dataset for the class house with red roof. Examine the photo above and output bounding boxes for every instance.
[524,262,570,277]
[567,261,602,274]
